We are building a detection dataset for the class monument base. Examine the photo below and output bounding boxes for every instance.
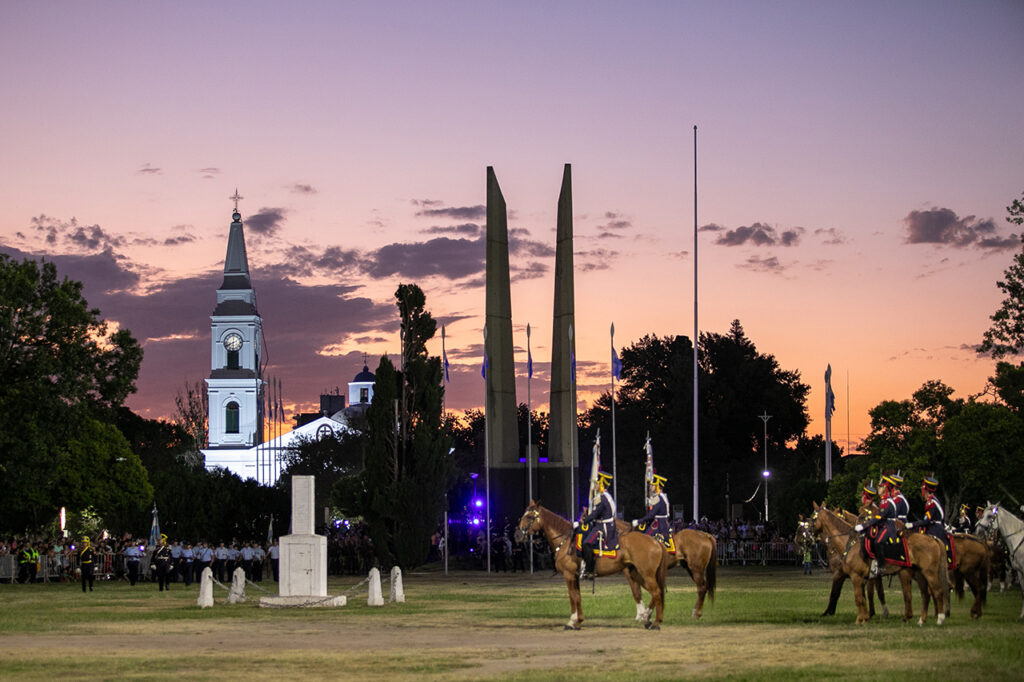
[258,594,347,608]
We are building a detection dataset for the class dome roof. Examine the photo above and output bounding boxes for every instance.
[353,364,375,383]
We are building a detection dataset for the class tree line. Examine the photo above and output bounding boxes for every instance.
[4,189,1023,563]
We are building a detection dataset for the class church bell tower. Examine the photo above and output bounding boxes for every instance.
[206,190,264,449]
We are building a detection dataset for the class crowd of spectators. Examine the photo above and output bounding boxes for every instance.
[0,534,280,584]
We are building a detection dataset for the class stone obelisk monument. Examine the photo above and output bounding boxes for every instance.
[546,164,577,517]
[484,167,521,521]
[259,475,344,607]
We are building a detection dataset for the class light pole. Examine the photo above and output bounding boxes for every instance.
[759,411,771,523]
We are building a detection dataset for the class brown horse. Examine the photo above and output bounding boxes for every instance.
[948,533,991,618]
[517,501,668,630]
[615,519,716,618]
[809,502,949,625]
[614,520,720,614]
[797,509,888,619]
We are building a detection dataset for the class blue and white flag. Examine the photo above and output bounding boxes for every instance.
[481,352,489,380]
[612,346,622,380]
[149,505,160,547]
[527,347,533,379]
[443,348,451,383]
[570,350,576,384]
[825,364,836,419]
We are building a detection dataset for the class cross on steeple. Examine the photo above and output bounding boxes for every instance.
[229,188,244,212]
[363,352,368,367]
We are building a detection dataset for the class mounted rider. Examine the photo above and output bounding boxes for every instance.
[907,474,956,567]
[955,503,974,533]
[574,471,618,580]
[633,474,672,547]
[855,472,910,578]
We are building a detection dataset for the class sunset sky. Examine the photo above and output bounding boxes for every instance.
[2,2,1023,454]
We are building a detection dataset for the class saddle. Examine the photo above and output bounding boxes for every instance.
[864,524,911,568]
[575,521,619,558]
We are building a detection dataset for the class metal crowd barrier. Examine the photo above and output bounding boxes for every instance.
[716,539,804,565]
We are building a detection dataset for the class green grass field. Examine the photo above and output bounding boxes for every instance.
[1,565,1022,680]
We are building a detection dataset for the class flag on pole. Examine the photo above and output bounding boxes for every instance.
[825,364,836,419]
[643,433,654,502]
[586,429,601,508]
[612,346,622,380]
[148,505,160,547]
[527,346,533,379]
[442,325,450,383]
[481,351,489,379]
[267,514,274,546]
[570,349,577,384]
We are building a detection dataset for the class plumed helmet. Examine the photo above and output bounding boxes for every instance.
[651,474,667,489]
[862,479,878,497]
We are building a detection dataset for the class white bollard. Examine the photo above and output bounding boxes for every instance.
[197,567,214,608]
[227,566,247,604]
[389,566,405,603]
[367,568,384,606]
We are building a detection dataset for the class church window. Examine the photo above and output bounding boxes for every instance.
[226,402,240,433]
[360,387,369,403]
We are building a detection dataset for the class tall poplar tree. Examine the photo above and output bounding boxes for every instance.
[333,284,453,568]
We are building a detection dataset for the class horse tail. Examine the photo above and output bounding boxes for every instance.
[657,545,669,602]
[706,535,718,601]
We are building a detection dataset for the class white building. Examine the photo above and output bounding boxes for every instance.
[200,204,374,484]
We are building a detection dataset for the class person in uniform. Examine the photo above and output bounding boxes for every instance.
[907,475,955,566]
[885,472,910,522]
[855,474,902,578]
[573,471,618,580]
[181,543,194,586]
[268,539,280,582]
[632,474,672,546]
[124,541,143,586]
[196,541,213,583]
[79,536,95,592]
[955,504,974,533]
[170,540,182,582]
[153,534,173,591]
[213,542,228,582]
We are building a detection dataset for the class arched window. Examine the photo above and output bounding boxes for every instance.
[225,401,240,434]
[227,349,240,369]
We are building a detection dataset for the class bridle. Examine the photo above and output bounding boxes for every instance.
[980,506,1024,557]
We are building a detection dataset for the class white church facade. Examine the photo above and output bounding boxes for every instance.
[201,201,373,484]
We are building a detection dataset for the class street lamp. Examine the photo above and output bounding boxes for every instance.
[759,411,771,523]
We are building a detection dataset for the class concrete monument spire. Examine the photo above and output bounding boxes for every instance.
[548,164,577,515]
[484,167,520,519]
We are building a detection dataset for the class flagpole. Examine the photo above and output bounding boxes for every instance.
[568,323,576,516]
[825,364,833,481]
[692,124,700,523]
[526,322,533,574]
[441,324,449,576]
[610,322,617,505]
[441,325,447,418]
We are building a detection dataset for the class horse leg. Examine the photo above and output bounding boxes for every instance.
[625,567,649,623]
[851,573,870,624]
[898,570,915,622]
[692,565,707,619]
[564,574,582,630]
[822,572,845,616]
[875,576,889,618]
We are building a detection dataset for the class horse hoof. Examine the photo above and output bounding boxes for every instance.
[647,623,660,630]
[937,614,945,626]
[564,625,580,631]
[917,618,924,627]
